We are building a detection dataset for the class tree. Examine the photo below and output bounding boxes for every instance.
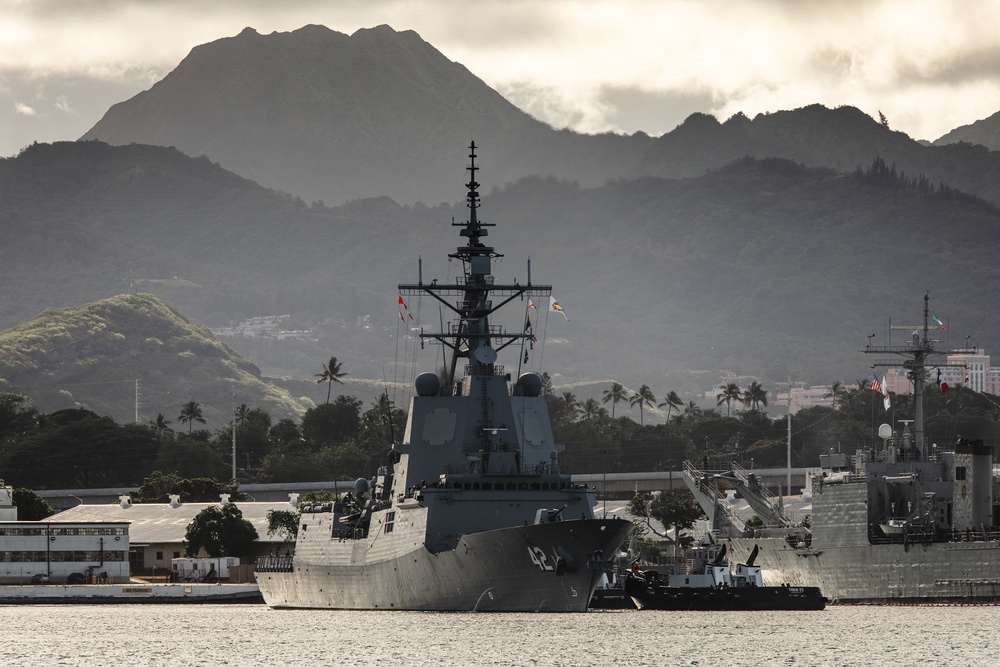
[234,403,251,425]
[149,413,172,437]
[629,384,656,426]
[561,392,580,415]
[658,390,684,420]
[183,504,258,558]
[743,381,768,411]
[301,396,363,447]
[132,471,239,503]
[716,383,742,417]
[12,487,54,520]
[178,401,206,434]
[0,409,159,488]
[315,356,347,404]
[630,490,706,556]
[269,418,302,448]
[0,393,40,444]
[825,381,847,409]
[681,401,702,421]
[266,509,299,542]
[580,398,606,421]
[602,382,627,418]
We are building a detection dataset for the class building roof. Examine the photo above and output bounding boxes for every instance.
[51,500,296,545]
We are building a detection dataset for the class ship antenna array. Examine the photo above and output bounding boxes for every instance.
[863,292,964,460]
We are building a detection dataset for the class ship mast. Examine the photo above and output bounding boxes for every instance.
[863,292,960,460]
[399,142,551,445]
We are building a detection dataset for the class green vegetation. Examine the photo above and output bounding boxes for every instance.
[12,487,54,520]
[550,380,1000,475]
[629,491,704,536]
[183,504,258,558]
[266,509,300,542]
[131,471,241,503]
[0,367,997,493]
[3,140,1000,394]
[0,293,312,425]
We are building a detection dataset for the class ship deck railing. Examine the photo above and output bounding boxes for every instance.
[868,526,1000,545]
[255,555,293,573]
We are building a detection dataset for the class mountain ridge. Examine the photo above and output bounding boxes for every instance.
[81,24,1000,209]
[3,140,998,419]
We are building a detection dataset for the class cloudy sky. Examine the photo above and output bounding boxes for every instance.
[3,0,1000,158]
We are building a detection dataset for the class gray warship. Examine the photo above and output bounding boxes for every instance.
[256,143,631,611]
[685,294,1000,603]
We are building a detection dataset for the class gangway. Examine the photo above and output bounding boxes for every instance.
[681,461,744,537]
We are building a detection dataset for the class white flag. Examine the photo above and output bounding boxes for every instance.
[549,296,570,321]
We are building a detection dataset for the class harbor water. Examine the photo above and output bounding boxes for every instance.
[2,604,997,666]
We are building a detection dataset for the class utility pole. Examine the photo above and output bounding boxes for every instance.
[786,377,791,493]
[232,393,237,482]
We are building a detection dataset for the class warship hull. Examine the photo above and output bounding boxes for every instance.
[260,144,631,612]
[257,518,631,611]
[727,538,1000,604]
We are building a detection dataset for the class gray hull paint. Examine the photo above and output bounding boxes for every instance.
[258,518,630,611]
[727,538,1000,603]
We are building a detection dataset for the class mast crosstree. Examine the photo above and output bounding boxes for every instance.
[398,142,551,392]
[863,292,965,459]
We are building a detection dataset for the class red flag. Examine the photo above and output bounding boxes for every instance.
[398,295,413,320]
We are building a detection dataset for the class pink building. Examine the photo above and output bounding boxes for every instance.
[885,349,1000,395]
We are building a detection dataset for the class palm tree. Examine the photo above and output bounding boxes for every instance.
[716,382,742,417]
[149,413,172,437]
[602,382,627,418]
[233,403,251,451]
[629,384,656,426]
[561,392,580,416]
[315,356,347,404]
[743,381,768,411]
[658,390,684,420]
[580,398,604,421]
[823,381,847,409]
[178,401,206,434]
[682,401,702,420]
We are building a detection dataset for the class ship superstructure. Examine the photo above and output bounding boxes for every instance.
[685,295,1000,603]
[256,143,630,611]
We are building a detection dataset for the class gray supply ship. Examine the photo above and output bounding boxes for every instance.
[684,294,1000,604]
[256,143,631,611]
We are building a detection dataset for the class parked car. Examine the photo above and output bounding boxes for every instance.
[30,573,50,584]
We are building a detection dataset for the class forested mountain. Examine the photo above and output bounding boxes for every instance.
[80,24,1000,209]
[0,292,311,425]
[2,140,999,419]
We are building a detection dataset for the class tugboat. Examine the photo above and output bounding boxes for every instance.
[255,143,632,611]
[624,544,826,611]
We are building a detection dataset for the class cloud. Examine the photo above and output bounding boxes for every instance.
[2,0,1000,146]
[14,102,37,116]
[55,95,75,114]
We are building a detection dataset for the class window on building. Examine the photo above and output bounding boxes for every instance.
[173,551,181,559]
[956,466,966,481]
[156,551,163,560]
